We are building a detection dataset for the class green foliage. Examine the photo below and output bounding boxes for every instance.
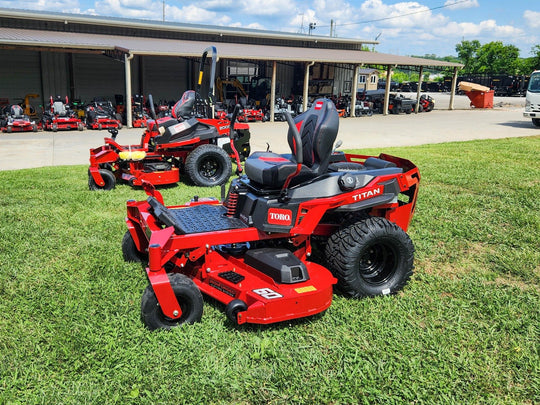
[521,45,540,73]
[0,136,539,403]
[456,39,481,74]
[455,40,539,75]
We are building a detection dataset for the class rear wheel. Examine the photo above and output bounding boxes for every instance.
[185,144,231,187]
[141,273,203,330]
[325,217,414,297]
[88,168,115,191]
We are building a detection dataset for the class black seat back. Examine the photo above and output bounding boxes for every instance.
[287,99,339,176]
[172,90,196,119]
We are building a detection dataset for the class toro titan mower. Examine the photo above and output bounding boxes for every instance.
[88,47,251,190]
[122,98,420,330]
[85,98,122,130]
[0,104,39,133]
[42,96,84,131]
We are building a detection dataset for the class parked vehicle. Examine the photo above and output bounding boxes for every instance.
[524,70,540,127]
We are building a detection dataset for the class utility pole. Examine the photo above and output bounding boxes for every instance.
[330,20,334,37]
[162,1,165,22]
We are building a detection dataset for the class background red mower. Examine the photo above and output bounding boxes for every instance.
[86,99,122,130]
[41,96,84,132]
[88,47,251,190]
[0,104,38,133]
[123,99,420,330]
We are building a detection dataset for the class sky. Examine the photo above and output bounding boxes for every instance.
[1,0,539,57]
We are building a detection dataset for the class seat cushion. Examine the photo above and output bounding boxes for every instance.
[245,152,312,188]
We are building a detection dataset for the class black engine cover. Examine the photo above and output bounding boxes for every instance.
[244,248,309,284]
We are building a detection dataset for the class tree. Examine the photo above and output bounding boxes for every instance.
[455,40,481,74]
[521,45,540,73]
[475,41,520,74]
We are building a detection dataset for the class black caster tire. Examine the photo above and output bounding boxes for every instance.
[141,273,203,330]
[88,168,115,191]
[225,299,248,324]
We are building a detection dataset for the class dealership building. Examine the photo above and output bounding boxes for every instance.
[0,8,463,125]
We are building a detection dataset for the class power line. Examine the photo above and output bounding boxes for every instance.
[317,0,470,28]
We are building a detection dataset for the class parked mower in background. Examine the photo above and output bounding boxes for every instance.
[88,46,251,190]
[418,94,434,112]
[388,94,415,114]
[131,95,150,128]
[122,99,420,330]
[86,99,122,130]
[41,96,84,131]
[0,104,39,133]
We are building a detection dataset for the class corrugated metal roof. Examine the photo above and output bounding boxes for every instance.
[0,8,377,46]
[0,27,463,68]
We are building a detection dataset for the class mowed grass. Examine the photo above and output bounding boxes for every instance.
[0,136,539,404]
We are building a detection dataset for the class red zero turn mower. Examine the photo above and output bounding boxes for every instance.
[123,99,420,330]
[88,47,251,190]
[42,96,84,131]
[85,99,122,130]
[0,104,39,133]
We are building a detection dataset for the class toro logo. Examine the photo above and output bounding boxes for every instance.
[267,208,293,226]
[349,185,384,202]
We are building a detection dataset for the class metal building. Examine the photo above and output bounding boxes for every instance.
[0,8,463,125]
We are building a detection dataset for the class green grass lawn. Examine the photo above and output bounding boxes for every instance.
[0,136,539,404]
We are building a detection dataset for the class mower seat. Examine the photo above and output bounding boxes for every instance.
[53,101,67,116]
[10,105,24,118]
[153,117,219,145]
[172,90,196,120]
[245,98,339,188]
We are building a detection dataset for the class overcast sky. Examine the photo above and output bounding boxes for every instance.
[1,0,538,57]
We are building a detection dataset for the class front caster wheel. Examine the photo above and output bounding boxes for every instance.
[225,299,248,324]
[88,168,115,191]
[325,217,414,298]
[141,273,203,330]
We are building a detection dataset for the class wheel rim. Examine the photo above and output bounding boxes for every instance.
[198,156,222,181]
[158,296,192,327]
[358,240,398,285]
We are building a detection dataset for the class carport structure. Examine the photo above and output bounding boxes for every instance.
[0,8,463,126]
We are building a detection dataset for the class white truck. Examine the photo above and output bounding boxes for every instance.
[524,70,540,127]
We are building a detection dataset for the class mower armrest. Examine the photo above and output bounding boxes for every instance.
[147,197,184,234]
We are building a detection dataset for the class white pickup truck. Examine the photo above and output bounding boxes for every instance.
[524,70,540,127]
